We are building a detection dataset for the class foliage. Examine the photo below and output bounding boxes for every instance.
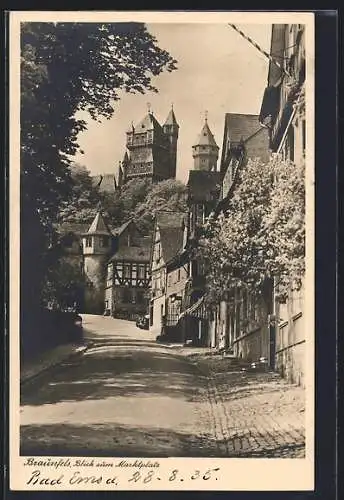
[20,21,177,309]
[100,178,152,228]
[132,179,188,233]
[59,176,188,234]
[42,257,85,311]
[58,163,101,223]
[197,155,305,304]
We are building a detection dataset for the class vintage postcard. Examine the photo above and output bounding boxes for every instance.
[10,10,315,491]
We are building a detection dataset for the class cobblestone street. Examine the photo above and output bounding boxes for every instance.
[187,353,305,457]
[21,316,305,458]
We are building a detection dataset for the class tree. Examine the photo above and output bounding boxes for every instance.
[133,179,188,233]
[58,163,101,223]
[198,155,305,304]
[21,22,177,310]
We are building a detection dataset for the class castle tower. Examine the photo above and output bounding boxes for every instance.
[124,108,178,182]
[118,151,129,188]
[163,106,179,178]
[82,211,112,314]
[192,116,219,171]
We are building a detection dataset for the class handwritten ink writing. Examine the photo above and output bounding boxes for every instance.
[69,471,103,485]
[26,470,64,486]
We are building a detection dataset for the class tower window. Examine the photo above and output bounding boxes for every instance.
[85,236,92,248]
[100,236,109,247]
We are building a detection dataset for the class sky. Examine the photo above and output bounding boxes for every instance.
[74,23,272,184]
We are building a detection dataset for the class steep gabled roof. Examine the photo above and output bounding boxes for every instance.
[223,113,262,144]
[155,211,187,230]
[112,219,134,236]
[134,112,162,132]
[187,170,222,203]
[155,211,188,264]
[220,113,270,174]
[91,174,117,192]
[109,245,151,263]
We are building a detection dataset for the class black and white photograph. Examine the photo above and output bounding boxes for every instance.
[10,11,315,491]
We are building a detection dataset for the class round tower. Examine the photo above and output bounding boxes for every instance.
[82,211,112,314]
[192,116,219,171]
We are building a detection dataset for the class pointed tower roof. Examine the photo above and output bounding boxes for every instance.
[123,151,129,163]
[135,112,162,132]
[87,212,111,236]
[194,120,219,148]
[164,107,178,127]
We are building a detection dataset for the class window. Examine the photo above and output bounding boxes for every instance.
[196,204,204,225]
[302,120,306,152]
[177,269,181,282]
[100,236,109,247]
[138,264,145,279]
[156,244,161,261]
[85,236,92,248]
[123,264,131,278]
[288,126,295,162]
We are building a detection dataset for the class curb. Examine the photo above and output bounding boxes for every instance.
[20,344,89,386]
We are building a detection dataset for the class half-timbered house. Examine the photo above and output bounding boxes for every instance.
[105,221,152,320]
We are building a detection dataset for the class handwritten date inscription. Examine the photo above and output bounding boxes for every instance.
[26,468,221,487]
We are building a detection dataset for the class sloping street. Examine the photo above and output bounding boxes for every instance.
[20,316,217,457]
[20,315,305,458]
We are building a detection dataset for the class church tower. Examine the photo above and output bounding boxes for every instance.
[82,211,112,314]
[192,116,219,171]
[163,106,179,178]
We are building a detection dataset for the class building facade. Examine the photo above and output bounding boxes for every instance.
[259,23,306,385]
[210,113,271,356]
[176,118,222,346]
[105,221,151,320]
[149,211,188,337]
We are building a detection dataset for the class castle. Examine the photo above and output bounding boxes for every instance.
[93,107,179,192]
[120,107,179,184]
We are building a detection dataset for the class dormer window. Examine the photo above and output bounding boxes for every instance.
[85,236,92,248]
